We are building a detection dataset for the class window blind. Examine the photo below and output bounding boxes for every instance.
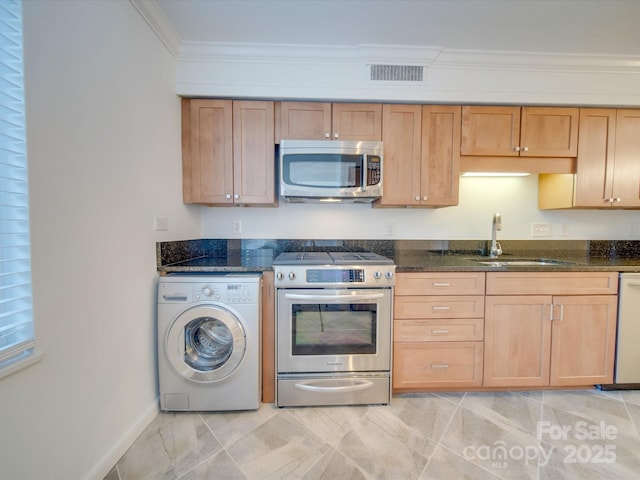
[0,0,36,376]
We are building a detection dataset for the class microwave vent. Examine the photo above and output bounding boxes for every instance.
[370,64,424,82]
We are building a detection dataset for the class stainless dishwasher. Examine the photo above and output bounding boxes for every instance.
[601,273,640,390]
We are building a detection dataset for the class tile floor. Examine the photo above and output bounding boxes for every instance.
[104,389,640,480]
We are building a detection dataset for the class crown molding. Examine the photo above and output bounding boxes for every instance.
[179,41,443,67]
[129,0,181,59]
[436,49,640,74]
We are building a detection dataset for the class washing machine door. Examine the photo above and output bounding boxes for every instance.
[166,305,246,383]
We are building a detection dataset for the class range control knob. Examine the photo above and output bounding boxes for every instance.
[201,286,213,297]
[385,271,394,279]
[288,272,296,280]
[276,272,284,281]
[373,271,382,279]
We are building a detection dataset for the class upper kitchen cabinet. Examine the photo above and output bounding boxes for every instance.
[376,105,460,208]
[461,106,578,173]
[182,99,276,206]
[539,108,640,209]
[279,101,382,141]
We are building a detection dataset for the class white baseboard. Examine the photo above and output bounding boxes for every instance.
[85,398,159,480]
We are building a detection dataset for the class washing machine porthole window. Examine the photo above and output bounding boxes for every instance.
[167,305,247,383]
[185,317,234,371]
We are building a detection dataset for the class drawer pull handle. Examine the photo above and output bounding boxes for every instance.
[432,282,451,287]
[431,329,450,335]
[431,363,449,369]
[432,306,451,311]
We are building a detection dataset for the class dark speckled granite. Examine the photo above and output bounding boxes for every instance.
[156,239,640,274]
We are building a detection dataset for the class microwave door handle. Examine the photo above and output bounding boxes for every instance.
[283,293,385,302]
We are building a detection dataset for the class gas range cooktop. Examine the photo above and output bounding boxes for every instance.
[273,251,394,266]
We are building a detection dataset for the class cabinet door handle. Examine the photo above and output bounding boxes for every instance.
[522,146,529,152]
[225,194,232,199]
[422,196,428,201]
[234,194,239,199]
[431,329,450,335]
[432,306,451,311]
[432,282,451,287]
[334,133,339,139]
[431,363,449,369]
[514,146,521,152]
[551,304,564,321]
[415,196,420,201]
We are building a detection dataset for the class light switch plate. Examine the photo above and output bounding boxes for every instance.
[532,223,551,237]
[154,216,168,231]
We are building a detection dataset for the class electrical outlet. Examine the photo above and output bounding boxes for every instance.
[532,223,551,237]
[232,219,242,234]
[154,216,168,231]
[384,222,395,236]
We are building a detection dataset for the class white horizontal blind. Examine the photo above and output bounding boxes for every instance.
[0,0,35,372]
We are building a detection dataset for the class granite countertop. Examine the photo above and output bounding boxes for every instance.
[156,239,640,274]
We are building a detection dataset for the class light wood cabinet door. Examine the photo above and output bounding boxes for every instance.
[279,102,331,140]
[279,102,381,141]
[395,295,485,319]
[611,109,640,207]
[484,295,552,387]
[486,271,618,295]
[574,108,616,207]
[182,99,234,204]
[461,106,521,156]
[520,107,579,157]
[232,101,276,205]
[394,318,484,342]
[421,105,461,206]
[396,272,485,296]
[331,103,382,141]
[550,295,617,386]
[377,105,460,207]
[393,342,483,388]
[377,104,422,206]
[461,106,578,158]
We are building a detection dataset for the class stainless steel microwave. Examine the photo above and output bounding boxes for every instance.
[279,140,383,203]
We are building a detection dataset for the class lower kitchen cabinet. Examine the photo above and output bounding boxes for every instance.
[483,272,618,388]
[393,272,485,390]
[394,341,483,389]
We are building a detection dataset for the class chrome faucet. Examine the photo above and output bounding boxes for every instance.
[490,213,502,258]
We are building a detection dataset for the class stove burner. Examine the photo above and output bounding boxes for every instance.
[273,251,394,266]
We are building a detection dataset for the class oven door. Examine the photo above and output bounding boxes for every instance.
[276,288,392,373]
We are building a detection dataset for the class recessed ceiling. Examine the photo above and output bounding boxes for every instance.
[155,0,640,55]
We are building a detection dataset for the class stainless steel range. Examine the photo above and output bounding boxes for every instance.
[273,251,395,407]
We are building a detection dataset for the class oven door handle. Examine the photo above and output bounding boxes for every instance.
[294,380,374,393]
[283,293,385,302]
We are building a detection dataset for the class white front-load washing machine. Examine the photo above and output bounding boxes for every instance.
[157,274,261,411]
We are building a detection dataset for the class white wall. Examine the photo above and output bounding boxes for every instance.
[201,175,640,240]
[0,2,199,479]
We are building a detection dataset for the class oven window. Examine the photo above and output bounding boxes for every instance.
[291,303,377,355]
[283,154,363,188]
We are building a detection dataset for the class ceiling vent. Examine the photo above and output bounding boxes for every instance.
[370,64,424,82]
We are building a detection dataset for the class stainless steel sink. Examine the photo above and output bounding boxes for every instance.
[467,258,575,267]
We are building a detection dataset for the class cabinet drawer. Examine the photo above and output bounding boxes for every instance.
[393,342,483,388]
[394,318,484,342]
[394,295,485,319]
[396,272,485,295]
[486,272,618,295]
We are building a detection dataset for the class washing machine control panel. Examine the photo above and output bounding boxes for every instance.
[193,283,257,303]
